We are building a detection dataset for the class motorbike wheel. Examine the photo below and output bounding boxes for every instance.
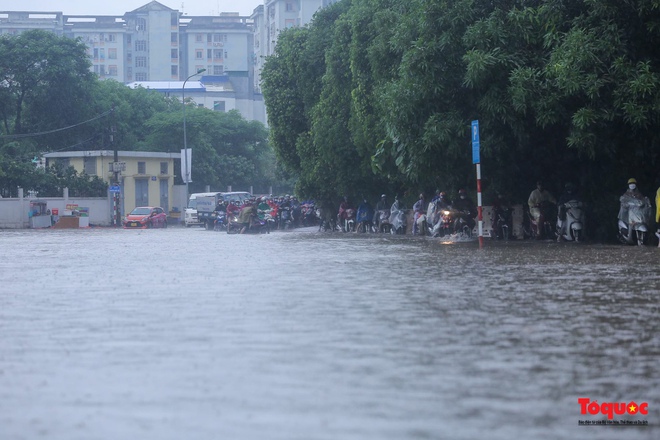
[205,220,213,231]
[501,225,509,240]
[636,230,645,246]
[573,229,581,243]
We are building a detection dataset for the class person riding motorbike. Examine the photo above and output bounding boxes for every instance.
[226,199,241,218]
[452,189,477,234]
[238,201,258,234]
[337,196,354,231]
[412,193,427,235]
[374,194,388,231]
[618,178,653,245]
[556,183,583,241]
[428,191,451,236]
[528,181,557,239]
[356,199,374,232]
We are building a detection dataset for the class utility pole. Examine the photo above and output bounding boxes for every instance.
[111,106,120,226]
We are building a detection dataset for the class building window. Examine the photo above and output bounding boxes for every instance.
[136,56,147,67]
[136,18,146,31]
[285,19,295,28]
[213,101,225,112]
[196,50,203,59]
[138,162,146,174]
[83,157,96,175]
[171,65,178,76]
[93,48,99,59]
[196,34,203,42]
[286,3,294,12]
[127,35,132,44]
[135,40,146,51]
[207,33,213,43]
[213,65,223,75]
[99,65,106,76]
[108,65,118,76]
[99,49,105,60]
[171,33,177,44]
[171,13,178,27]
[224,50,228,59]
[160,162,168,174]
[108,48,117,59]
[171,49,178,59]
[127,52,132,62]
[135,72,147,81]
[107,33,116,42]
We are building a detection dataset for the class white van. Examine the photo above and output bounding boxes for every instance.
[185,192,221,227]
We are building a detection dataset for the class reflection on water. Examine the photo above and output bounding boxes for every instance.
[0,228,657,440]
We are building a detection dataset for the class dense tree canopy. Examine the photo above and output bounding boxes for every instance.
[261,0,660,240]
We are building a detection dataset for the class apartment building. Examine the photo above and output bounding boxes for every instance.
[0,0,335,125]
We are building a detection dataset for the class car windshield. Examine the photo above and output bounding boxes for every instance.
[188,198,197,209]
[130,207,152,215]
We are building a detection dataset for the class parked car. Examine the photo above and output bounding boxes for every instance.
[123,206,168,229]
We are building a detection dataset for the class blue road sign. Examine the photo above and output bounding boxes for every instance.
[109,185,121,193]
[471,120,480,164]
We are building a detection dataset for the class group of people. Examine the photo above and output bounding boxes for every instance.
[215,194,315,233]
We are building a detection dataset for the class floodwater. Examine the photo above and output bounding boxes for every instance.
[0,227,657,440]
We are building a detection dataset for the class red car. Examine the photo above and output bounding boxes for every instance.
[123,206,168,229]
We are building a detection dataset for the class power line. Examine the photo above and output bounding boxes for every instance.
[0,109,114,140]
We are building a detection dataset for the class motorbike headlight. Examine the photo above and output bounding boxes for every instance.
[443,211,450,215]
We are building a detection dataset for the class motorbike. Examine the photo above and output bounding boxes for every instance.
[618,195,652,246]
[356,205,374,233]
[452,210,474,237]
[213,210,227,231]
[279,206,293,230]
[430,209,454,237]
[390,208,407,235]
[316,207,336,232]
[556,200,584,242]
[226,213,269,234]
[527,201,556,240]
[373,209,392,233]
[343,208,356,232]
[301,203,318,227]
[413,212,428,236]
[492,206,513,240]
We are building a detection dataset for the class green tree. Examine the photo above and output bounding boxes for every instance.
[0,30,96,149]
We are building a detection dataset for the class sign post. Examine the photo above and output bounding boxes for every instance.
[472,120,484,249]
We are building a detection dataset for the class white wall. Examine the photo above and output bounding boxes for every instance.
[0,192,111,229]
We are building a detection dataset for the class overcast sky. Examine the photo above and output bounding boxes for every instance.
[1,0,262,17]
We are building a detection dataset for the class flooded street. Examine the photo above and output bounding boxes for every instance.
[0,227,657,440]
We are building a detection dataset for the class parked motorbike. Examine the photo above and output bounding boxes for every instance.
[316,207,336,232]
[618,195,652,246]
[492,206,512,240]
[556,200,584,242]
[390,208,407,235]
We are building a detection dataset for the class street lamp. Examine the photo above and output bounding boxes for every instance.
[182,68,206,207]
